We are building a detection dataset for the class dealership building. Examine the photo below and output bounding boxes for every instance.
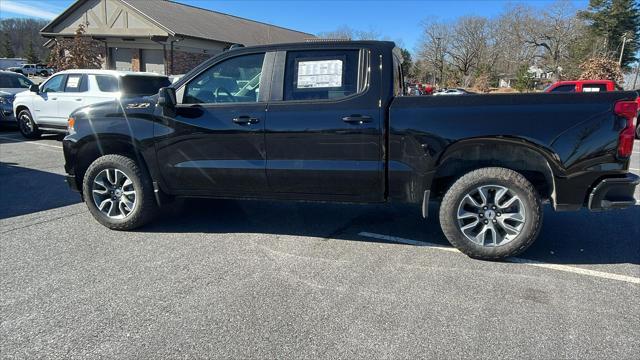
[40,0,314,75]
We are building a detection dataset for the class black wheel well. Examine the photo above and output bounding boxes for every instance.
[15,105,28,115]
[431,143,555,202]
[75,138,150,191]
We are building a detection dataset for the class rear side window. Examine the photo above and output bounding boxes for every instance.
[583,84,607,92]
[120,76,171,96]
[95,75,119,92]
[550,84,576,93]
[64,74,88,92]
[284,50,364,101]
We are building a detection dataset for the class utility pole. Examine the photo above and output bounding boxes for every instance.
[633,61,639,89]
[435,37,442,87]
[618,32,629,66]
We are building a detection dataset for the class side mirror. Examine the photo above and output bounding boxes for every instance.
[158,87,176,108]
[29,84,39,93]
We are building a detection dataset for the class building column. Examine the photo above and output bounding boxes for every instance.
[131,49,141,72]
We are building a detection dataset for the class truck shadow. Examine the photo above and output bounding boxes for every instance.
[0,162,81,219]
[147,198,639,266]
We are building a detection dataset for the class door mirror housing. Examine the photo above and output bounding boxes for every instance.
[29,84,39,94]
[158,87,176,108]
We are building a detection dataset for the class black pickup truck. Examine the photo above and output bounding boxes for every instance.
[63,41,639,260]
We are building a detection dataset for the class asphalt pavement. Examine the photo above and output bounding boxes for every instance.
[1,130,638,359]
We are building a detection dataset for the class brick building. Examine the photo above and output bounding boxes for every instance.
[40,0,314,75]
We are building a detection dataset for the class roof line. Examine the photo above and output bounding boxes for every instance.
[118,0,175,36]
[158,0,315,38]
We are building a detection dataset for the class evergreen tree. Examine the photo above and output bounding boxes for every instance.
[1,33,15,58]
[400,48,414,79]
[514,65,535,92]
[24,41,39,63]
[579,0,640,67]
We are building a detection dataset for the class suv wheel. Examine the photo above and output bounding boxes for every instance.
[439,167,543,260]
[82,154,158,230]
[17,109,41,139]
[636,123,640,140]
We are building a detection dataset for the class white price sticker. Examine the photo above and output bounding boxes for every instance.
[297,60,343,89]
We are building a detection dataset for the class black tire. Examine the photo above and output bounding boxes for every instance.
[82,154,158,230]
[439,167,543,260]
[16,109,41,139]
[635,123,640,140]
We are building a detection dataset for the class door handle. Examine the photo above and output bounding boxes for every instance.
[75,98,82,101]
[342,115,372,124]
[50,97,57,100]
[232,116,259,125]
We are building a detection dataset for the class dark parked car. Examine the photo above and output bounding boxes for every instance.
[63,41,639,260]
[0,70,33,125]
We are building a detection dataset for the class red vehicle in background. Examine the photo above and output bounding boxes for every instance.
[544,80,620,93]
[546,80,639,138]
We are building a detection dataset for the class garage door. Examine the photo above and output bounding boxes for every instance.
[112,48,132,71]
[141,49,165,74]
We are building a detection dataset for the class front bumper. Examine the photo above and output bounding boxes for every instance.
[587,173,639,211]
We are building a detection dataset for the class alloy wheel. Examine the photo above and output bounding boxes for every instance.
[18,113,34,135]
[456,184,526,247]
[91,168,137,219]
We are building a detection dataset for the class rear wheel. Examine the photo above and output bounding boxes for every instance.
[17,109,41,139]
[82,154,158,230]
[635,123,640,139]
[439,167,542,260]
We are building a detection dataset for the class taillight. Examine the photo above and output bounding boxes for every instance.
[614,100,637,158]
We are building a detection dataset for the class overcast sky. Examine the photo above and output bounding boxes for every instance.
[0,0,591,51]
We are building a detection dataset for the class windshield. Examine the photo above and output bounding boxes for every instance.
[120,75,171,96]
[0,73,33,88]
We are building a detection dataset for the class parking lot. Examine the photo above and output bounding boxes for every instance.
[0,130,638,358]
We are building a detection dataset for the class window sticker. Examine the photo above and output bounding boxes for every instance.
[67,76,81,88]
[297,59,343,88]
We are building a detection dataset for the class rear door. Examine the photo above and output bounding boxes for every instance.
[155,51,271,196]
[56,73,88,124]
[264,47,384,201]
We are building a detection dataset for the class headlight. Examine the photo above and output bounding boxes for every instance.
[0,96,13,105]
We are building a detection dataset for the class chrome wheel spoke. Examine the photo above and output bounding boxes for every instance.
[92,168,137,220]
[456,184,526,247]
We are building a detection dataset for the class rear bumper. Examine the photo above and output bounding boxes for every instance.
[587,173,639,211]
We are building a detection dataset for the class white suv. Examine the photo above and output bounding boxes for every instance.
[13,69,170,138]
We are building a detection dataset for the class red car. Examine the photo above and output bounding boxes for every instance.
[546,80,639,138]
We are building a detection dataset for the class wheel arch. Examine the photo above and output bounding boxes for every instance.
[74,135,153,195]
[431,137,559,206]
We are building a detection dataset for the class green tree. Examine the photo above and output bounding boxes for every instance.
[514,64,535,92]
[400,48,413,79]
[1,33,15,58]
[579,0,640,67]
[24,41,39,63]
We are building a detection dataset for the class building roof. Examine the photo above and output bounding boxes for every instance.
[41,0,315,46]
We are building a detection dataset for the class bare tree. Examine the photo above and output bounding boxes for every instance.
[318,26,381,40]
[416,20,450,85]
[447,16,489,86]
[49,24,103,70]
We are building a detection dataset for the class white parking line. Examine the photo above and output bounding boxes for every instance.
[358,232,640,285]
[0,136,62,149]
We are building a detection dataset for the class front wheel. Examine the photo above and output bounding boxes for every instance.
[17,109,41,139]
[82,154,158,230]
[636,123,640,139]
[439,167,543,260]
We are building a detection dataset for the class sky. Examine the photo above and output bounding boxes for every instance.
[0,0,591,51]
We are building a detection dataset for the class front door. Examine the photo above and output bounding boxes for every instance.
[155,52,270,197]
[32,73,66,124]
[264,48,384,201]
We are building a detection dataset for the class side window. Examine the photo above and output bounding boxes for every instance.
[64,74,87,92]
[583,84,607,92]
[183,53,265,104]
[95,75,119,92]
[550,84,576,93]
[42,75,66,93]
[284,50,363,101]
